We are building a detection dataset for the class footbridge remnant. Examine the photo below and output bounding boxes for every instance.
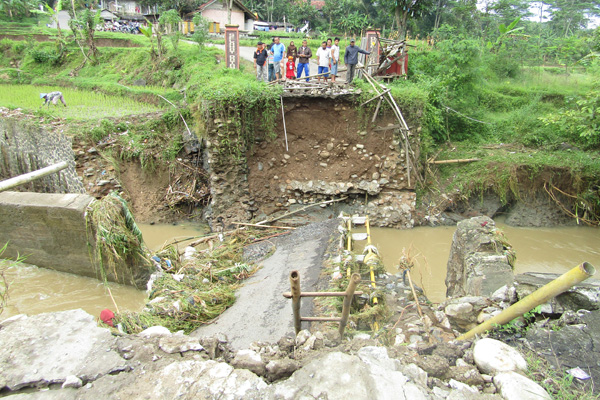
[203,80,422,229]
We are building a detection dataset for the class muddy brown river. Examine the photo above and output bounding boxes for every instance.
[2,221,599,318]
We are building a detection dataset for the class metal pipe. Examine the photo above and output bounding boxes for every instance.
[290,270,301,334]
[457,262,596,341]
[0,161,69,192]
[339,273,361,337]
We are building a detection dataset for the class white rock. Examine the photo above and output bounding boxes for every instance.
[353,333,371,340]
[62,375,82,388]
[139,326,172,337]
[491,285,510,302]
[402,363,428,387]
[296,329,311,346]
[303,335,317,351]
[445,303,473,316]
[357,346,398,371]
[449,379,478,393]
[394,334,406,346]
[473,338,527,375]
[494,371,551,400]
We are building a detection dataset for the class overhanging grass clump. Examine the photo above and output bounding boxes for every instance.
[86,192,151,287]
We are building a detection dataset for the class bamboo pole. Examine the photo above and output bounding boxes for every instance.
[256,196,348,226]
[339,273,361,337]
[280,96,289,152]
[360,89,391,107]
[457,262,596,341]
[0,161,69,192]
[405,269,424,318]
[429,158,481,165]
[371,98,383,123]
[283,291,364,298]
[290,270,302,334]
[232,222,295,230]
[302,317,342,321]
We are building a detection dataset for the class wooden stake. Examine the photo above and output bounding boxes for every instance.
[372,98,382,123]
[280,96,289,152]
[405,269,423,319]
[429,158,481,164]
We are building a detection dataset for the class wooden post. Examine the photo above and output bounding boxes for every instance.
[290,270,301,334]
[0,161,69,192]
[224,24,239,69]
[339,273,361,337]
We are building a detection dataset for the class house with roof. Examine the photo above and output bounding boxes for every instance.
[189,0,255,32]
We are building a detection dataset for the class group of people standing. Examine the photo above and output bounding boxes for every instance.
[253,36,371,85]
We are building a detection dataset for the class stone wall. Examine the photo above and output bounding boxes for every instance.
[0,119,85,194]
[0,191,150,287]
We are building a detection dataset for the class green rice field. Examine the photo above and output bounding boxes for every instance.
[0,84,162,119]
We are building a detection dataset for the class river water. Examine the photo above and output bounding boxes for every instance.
[2,221,598,318]
[1,223,207,320]
[357,222,600,303]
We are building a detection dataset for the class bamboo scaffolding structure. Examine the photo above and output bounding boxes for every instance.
[361,72,419,186]
[429,158,481,165]
[0,161,69,192]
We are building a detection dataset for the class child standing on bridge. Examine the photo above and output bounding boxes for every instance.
[285,56,296,80]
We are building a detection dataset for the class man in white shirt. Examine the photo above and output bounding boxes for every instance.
[316,41,331,83]
[330,37,340,83]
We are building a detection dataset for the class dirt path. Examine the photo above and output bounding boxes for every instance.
[191,220,337,349]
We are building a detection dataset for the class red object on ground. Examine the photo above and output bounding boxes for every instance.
[100,308,115,327]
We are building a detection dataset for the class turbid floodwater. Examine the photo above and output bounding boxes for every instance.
[2,220,599,318]
[356,221,600,303]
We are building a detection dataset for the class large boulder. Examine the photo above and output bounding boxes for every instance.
[446,216,514,298]
[0,309,126,391]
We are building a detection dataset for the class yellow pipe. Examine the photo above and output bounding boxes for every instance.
[365,216,378,306]
[457,262,596,341]
[346,218,352,277]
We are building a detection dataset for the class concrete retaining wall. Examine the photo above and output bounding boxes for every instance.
[0,191,99,278]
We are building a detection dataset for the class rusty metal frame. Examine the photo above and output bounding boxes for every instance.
[283,270,362,337]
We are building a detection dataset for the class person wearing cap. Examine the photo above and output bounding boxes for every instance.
[316,41,331,83]
[285,55,296,80]
[40,91,67,107]
[344,38,370,84]
[253,41,268,82]
[296,39,312,82]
